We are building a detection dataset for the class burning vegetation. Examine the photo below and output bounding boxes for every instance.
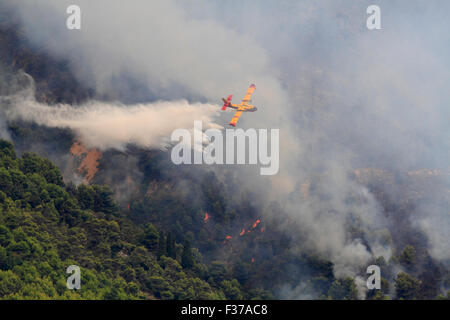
[70,141,102,183]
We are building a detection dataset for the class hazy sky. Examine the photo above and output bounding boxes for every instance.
[2,0,449,294]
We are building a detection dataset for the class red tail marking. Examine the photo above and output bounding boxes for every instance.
[222,94,233,110]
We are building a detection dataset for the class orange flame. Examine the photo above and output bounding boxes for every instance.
[240,229,245,236]
[204,212,210,222]
[70,141,102,183]
[252,219,261,229]
[225,235,232,240]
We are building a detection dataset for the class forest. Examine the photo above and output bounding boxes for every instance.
[1,2,449,300]
[1,140,449,299]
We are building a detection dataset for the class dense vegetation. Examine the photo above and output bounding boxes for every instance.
[0,139,249,299]
[1,140,449,299]
[0,19,449,300]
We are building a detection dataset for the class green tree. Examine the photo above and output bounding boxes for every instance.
[0,270,21,296]
[209,261,228,283]
[142,223,159,252]
[19,152,64,186]
[157,231,166,258]
[327,278,358,300]
[221,279,243,300]
[166,232,176,259]
[399,245,416,268]
[181,240,194,269]
[395,272,419,300]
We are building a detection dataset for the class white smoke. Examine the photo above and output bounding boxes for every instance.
[1,77,221,151]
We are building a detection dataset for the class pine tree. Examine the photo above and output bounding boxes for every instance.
[181,240,194,269]
[166,232,176,259]
[157,231,166,258]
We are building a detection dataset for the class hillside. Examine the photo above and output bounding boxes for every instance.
[0,7,449,300]
[0,139,267,299]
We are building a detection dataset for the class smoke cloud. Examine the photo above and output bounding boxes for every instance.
[1,75,221,151]
[3,0,449,297]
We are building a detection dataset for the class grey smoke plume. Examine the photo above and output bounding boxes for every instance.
[3,0,450,297]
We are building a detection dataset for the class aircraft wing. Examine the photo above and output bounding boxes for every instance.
[229,110,243,127]
[241,84,256,104]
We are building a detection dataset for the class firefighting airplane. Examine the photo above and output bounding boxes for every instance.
[221,84,257,127]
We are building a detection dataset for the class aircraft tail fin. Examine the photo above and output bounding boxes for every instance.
[221,94,233,110]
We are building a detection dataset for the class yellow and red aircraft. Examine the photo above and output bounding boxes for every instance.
[221,84,257,127]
